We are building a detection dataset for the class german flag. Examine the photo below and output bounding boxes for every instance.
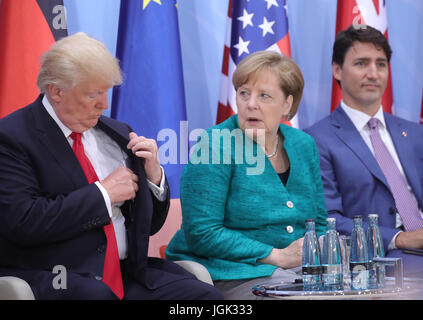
[0,0,67,118]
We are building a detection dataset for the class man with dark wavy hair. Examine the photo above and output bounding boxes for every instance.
[306,25,423,278]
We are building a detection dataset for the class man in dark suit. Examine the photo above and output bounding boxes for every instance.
[0,32,222,299]
[305,25,423,277]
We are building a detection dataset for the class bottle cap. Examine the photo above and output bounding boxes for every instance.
[305,219,315,223]
[326,217,336,222]
[368,213,379,218]
[353,215,362,219]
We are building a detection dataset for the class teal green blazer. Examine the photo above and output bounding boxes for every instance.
[166,115,327,281]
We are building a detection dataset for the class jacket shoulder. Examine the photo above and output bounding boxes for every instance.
[98,115,131,131]
[304,114,333,136]
[385,113,422,131]
[0,100,39,139]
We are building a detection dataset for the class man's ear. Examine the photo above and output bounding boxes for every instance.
[48,84,64,103]
[332,62,342,82]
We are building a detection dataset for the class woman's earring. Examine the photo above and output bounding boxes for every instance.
[284,112,291,121]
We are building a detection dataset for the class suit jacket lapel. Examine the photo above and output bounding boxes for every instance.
[385,113,422,200]
[96,117,147,180]
[96,117,131,156]
[31,96,88,188]
[331,106,390,189]
[96,117,151,227]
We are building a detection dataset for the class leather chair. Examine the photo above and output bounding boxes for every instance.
[0,260,213,300]
[0,200,214,299]
[0,277,35,300]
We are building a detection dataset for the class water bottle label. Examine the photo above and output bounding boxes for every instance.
[302,266,322,275]
[322,265,342,274]
[322,265,343,290]
[349,262,367,271]
[350,262,368,290]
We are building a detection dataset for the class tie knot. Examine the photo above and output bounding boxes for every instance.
[70,132,82,142]
[368,118,378,130]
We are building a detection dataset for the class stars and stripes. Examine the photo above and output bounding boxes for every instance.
[217,0,295,126]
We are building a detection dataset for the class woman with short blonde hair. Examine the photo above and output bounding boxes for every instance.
[167,50,328,299]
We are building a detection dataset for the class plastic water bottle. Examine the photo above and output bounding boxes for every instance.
[321,218,343,291]
[302,219,322,291]
[367,214,385,289]
[350,215,369,290]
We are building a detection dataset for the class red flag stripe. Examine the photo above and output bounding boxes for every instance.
[276,34,292,58]
[227,0,233,19]
[216,102,235,125]
[221,45,230,76]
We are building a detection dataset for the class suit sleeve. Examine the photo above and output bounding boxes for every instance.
[0,132,110,247]
[149,176,170,236]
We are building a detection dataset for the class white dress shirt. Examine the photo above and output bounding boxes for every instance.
[341,101,423,250]
[42,96,167,259]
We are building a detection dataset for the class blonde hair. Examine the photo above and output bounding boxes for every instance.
[37,32,123,93]
[232,51,304,120]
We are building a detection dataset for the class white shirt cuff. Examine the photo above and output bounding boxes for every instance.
[388,231,403,251]
[95,181,113,218]
[147,166,167,201]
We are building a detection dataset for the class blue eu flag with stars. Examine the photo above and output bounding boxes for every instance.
[111,0,187,198]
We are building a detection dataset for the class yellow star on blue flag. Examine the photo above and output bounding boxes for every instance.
[112,0,187,198]
[142,0,162,10]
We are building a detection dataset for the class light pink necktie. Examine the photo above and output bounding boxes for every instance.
[368,118,423,231]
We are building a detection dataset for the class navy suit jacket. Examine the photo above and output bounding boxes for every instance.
[0,95,187,299]
[305,106,423,276]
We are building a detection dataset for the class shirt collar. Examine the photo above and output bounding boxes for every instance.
[42,95,74,138]
[340,100,386,131]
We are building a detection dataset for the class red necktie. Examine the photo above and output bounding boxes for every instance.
[70,132,124,299]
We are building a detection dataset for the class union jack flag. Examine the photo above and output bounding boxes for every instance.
[217,0,294,126]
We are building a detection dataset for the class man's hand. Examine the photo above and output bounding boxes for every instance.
[127,132,162,186]
[100,166,139,205]
[395,228,423,249]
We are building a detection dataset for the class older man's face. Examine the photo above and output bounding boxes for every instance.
[55,79,112,133]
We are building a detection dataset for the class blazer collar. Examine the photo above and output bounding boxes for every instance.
[96,116,131,156]
[31,95,88,188]
[331,105,390,189]
[31,95,137,187]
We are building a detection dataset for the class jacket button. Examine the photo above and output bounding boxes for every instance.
[286,225,294,233]
[95,276,102,281]
[286,201,294,208]
[389,207,397,215]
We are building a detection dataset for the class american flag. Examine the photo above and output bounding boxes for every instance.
[331,0,393,114]
[216,0,295,126]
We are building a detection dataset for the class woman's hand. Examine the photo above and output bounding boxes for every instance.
[259,237,304,269]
